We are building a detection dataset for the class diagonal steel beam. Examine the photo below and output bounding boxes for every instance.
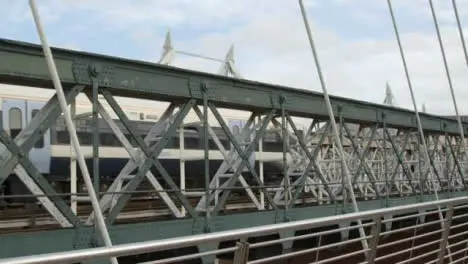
[351,125,379,184]
[0,130,80,227]
[85,95,184,218]
[446,135,468,190]
[0,85,84,185]
[419,134,444,193]
[286,114,336,202]
[287,118,330,206]
[87,102,179,224]
[102,90,196,223]
[386,128,416,195]
[343,123,381,197]
[192,106,262,210]
[209,105,277,215]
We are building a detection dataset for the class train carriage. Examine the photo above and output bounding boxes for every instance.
[0,86,298,203]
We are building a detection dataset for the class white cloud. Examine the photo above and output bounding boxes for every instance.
[163,2,468,116]
[3,0,468,117]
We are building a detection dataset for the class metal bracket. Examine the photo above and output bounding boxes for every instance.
[233,241,250,264]
[72,61,114,87]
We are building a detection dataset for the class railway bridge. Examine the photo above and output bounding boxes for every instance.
[1,0,468,263]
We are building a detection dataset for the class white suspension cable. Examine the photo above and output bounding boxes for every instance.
[386,2,452,260]
[429,0,466,157]
[297,0,369,253]
[28,1,118,264]
[449,0,468,261]
[387,0,439,196]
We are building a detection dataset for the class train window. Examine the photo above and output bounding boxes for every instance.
[31,110,44,148]
[57,131,92,145]
[100,133,120,147]
[184,137,199,149]
[263,140,282,152]
[56,131,69,144]
[165,137,179,149]
[9,107,22,139]
[77,132,92,145]
[208,139,230,150]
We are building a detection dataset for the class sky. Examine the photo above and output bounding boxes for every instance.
[2,0,468,115]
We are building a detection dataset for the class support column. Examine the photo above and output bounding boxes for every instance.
[436,206,454,264]
[180,123,186,216]
[202,83,211,233]
[258,115,265,210]
[279,230,295,254]
[280,95,290,222]
[91,71,100,196]
[198,243,219,264]
[232,241,250,264]
[367,217,382,264]
[70,97,77,214]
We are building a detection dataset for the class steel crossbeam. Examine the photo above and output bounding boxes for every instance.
[0,86,83,184]
[87,91,197,224]
[195,107,278,215]
[85,96,184,222]
[271,117,335,205]
[191,107,262,212]
[0,86,84,228]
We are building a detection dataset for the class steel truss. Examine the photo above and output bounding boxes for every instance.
[0,57,466,263]
[1,86,466,226]
[0,10,468,257]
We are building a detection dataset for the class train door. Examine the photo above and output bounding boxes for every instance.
[2,99,51,174]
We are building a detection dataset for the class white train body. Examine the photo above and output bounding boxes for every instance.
[0,84,310,196]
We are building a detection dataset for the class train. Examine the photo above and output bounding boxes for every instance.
[0,84,311,202]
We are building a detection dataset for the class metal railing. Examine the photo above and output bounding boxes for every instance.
[1,195,468,264]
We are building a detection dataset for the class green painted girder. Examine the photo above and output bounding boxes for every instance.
[0,191,466,260]
[0,38,466,135]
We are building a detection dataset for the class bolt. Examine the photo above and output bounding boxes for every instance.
[279,95,286,104]
[88,64,101,77]
[200,82,208,92]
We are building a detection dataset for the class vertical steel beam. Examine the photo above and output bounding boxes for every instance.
[179,123,186,216]
[202,83,211,231]
[70,98,77,214]
[28,2,117,263]
[91,78,100,196]
[382,115,389,204]
[258,115,265,210]
[281,96,289,220]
